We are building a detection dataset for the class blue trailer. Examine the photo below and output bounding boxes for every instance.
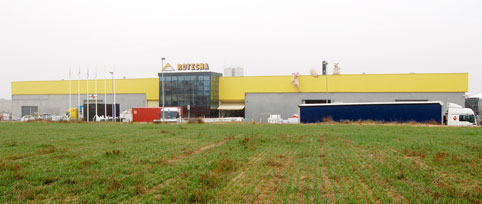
[299,101,443,124]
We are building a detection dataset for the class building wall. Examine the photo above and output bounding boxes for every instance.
[245,92,465,122]
[0,99,11,113]
[12,78,159,101]
[220,73,468,102]
[11,94,146,119]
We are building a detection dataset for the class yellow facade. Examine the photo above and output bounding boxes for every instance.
[219,73,468,102]
[11,78,160,101]
[12,73,468,103]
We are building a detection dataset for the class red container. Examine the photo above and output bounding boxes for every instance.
[132,107,162,122]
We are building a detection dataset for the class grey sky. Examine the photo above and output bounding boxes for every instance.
[1,0,481,99]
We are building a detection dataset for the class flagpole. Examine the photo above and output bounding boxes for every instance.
[104,66,107,120]
[78,67,81,120]
[113,65,116,122]
[69,67,72,120]
[109,69,115,122]
[95,66,98,121]
[86,68,89,122]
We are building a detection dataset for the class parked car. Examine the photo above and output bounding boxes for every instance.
[41,114,53,121]
[21,115,36,122]
[51,115,68,121]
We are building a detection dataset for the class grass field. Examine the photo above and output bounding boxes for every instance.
[0,122,481,203]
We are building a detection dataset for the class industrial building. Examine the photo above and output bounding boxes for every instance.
[11,69,468,122]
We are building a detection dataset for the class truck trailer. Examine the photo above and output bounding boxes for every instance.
[299,101,476,126]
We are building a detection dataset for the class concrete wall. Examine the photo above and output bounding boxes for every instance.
[0,99,11,113]
[245,92,465,122]
[12,94,146,119]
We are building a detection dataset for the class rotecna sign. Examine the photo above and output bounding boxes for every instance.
[177,63,209,71]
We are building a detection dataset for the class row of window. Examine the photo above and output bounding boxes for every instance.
[162,75,212,81]
[161,74,220,112]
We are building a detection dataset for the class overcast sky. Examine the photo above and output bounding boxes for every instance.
[1,0,481,99]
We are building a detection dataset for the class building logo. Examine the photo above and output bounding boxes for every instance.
[177,63,209,71]
[162,63,175,71]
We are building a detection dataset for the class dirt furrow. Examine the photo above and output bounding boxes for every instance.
[390,148,481,186]
[217,151,267,202]
[339,148,371,203]
[297,173,307,204]
[307,138,316,203]
[230,152,265,185]
[273,149,298,203]
[254,153,293,204]
[319,137,335,203]
[388,148,481,203]
[168,135,239,163]
[146,135,240,196]
[221,148,279,203]
[348,144,409,203]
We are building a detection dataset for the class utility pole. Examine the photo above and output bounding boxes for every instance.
[322,61,328,103]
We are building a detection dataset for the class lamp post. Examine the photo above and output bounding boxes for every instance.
[322,61,328,103]
[161,57,165,121]
[109,71,115,122]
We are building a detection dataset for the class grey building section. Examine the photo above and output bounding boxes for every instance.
[465,97,481,116]
[245,92,465,122]
[11,94,146,119]
[0,99,11,113]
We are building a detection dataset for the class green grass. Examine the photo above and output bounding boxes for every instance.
[0,122,481,203]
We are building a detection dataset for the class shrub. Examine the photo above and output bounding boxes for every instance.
[322,116,333,122]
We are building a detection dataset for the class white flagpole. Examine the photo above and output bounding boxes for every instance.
[95,66,98,121]
[69,67,72,120]
[78,67,81,120]
[104,66,107,120]
[86,68,89,122]
[113,65,116,122]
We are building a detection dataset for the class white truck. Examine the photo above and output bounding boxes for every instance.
[445,103,477,126]
[153,107,183,123]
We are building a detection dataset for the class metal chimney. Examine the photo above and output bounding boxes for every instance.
[322,61,328,75]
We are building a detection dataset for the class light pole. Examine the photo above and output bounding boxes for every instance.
[161,57,165,121]
[109,71,115,122]
[322,61,328,103]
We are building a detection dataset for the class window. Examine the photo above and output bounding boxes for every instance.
[164,111,180,119]
[161,73,221,117]
[395,99,428,102]
[459,115,475,123]
[21,106,38,117]
[304,100,331,104]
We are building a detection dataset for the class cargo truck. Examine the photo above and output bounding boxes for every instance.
[132,107,182,123]
[299,101,476,126]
